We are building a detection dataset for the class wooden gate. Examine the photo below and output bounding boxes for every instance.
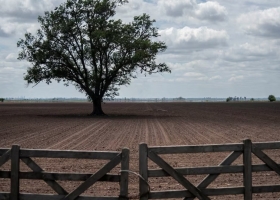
[139,139,280,200]
[0,145,129,200]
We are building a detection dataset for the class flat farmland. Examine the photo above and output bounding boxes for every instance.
[1,102,280,199]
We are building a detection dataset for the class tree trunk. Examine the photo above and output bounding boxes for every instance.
[90,98,105,116]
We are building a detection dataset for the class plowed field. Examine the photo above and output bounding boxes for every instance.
[1,102,280,199]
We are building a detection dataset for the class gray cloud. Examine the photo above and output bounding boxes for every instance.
[158,0,227,22]
[223,42,279,62]
[158,0,195,17]
[238,7,280,39]
[195,1,227,21]
[159,26,229,51]
[0,28,10,37]
[0,0,64,22]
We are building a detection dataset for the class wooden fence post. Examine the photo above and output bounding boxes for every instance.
[11,145,20,200]
[139,143,149,200]
[120,148,129,200]
[243,139,252,200]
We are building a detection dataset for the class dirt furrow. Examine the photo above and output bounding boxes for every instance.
[47,120,103,149]
[63,121,111,150]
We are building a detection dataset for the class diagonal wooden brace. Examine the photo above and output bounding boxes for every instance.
[184,151,242,200]
[63,153,122,200]
[0,149,11,167]
[148,150,210,200]
[21,157,68,195]
[252,145,280,176]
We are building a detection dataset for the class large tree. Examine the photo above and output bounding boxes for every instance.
[17,0,170,115]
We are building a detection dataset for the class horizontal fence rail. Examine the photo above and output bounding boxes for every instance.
[0,145,129,200]
[139,139,280,200]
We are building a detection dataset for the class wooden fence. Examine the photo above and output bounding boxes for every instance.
[0,145,129,200]
[1,140,280,200]
[139,139,280,200]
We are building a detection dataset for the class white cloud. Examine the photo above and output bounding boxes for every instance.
[158,0,227,22]
[223,42,278,62]
[0,18,39,37]
[229,75,244,82]
[0,0,58,38]
[158,0,195,17]
[184,72,204,77]
[195,1,227,21]
[238,7,280,38]
[181,72,222,81]
[209,75,222,80]
[159,26,229,51]
[0,0,63,22]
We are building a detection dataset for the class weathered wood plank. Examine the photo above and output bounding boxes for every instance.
[20,149,119,159]
[63,153,122,200]
[0,149,10,156]
[243,139,252,200]
[139,143,149,200]
[0,192,9,200]
[252,185,280,193]
[19,193,119,200]
[119,148,129,200]
[252,145,280,176]
[0,171,10,178]
[253,141,280,150]
[148,187,245,199]
[10,145,20,200]
[17,171,119,181]
[149,185,280,199]
[148,150,210,200]
[149,165,242,177]
[21,157,68,195]
[0,149,11,167]
[10,162,280,181]
[149,143,243,154]
[148,163,280,177]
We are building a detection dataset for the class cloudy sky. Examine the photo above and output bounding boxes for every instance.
[0,0,280,99]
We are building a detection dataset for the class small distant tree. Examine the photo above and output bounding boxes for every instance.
[226,97,232,102]
[268,95,276,102]
[250,98,254,101]
[0,98,4,102]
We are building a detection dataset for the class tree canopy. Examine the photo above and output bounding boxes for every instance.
[17,0,170,115]
[268,95,276,102]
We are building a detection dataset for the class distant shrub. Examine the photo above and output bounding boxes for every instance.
[226,97,233,102]
[0,98,4,102]
[268,95,276,102]
[250,98,254,101]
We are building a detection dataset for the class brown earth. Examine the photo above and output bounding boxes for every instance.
[1,102,280,199]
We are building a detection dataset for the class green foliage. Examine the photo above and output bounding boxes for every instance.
[268,95,276,102]
[0,98,4,102]
[17,0,170,114]
[250,98,254,101]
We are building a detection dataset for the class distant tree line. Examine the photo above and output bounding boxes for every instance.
[226,96,247,102]
[226,95,277,102]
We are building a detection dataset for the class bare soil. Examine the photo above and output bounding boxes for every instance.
[1,102,280,199]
